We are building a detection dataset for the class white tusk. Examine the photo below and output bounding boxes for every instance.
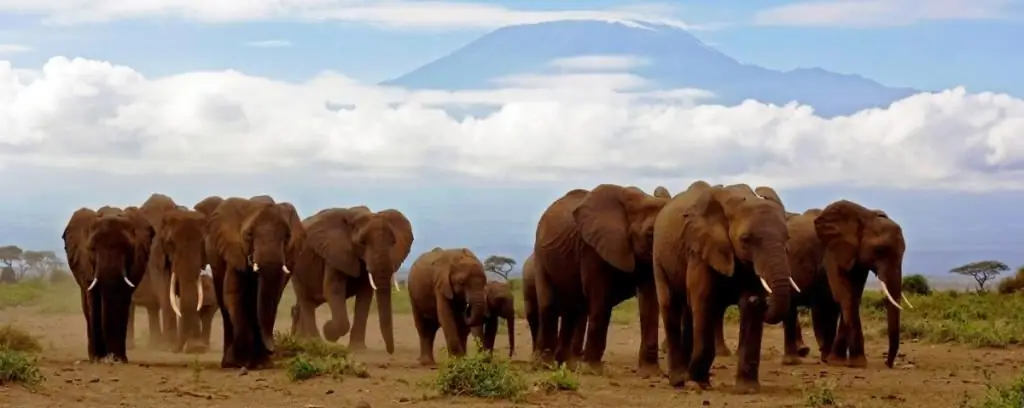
[902,295,915,309]
[368,272,378,291]
[789,277,801,293]
[169,272,182,318]
[393,275,401,292]
[123,276,135,288]
[87,277,98,291]
[760,277,772,294]
[196,278,204,312]
[283,265,291,274]
[252,262,260,273]
[879,280,904,311]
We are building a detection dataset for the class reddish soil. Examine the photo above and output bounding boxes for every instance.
[1,304,1020,408]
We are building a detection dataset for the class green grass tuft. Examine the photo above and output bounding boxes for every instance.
[433,340,528,400]
[273,331,368,382]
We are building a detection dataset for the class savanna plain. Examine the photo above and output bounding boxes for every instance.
[2,275,1024,408]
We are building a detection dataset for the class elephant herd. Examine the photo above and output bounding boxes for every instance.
[60,181,910,394]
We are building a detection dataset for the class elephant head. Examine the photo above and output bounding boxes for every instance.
[571,184,669,272]
[814,199,906,368]
[433,248,489,327]
[653,186,671,199]
[154,208,209,353]
[193,196,224,217]
[683,183,794,324]
[304,206,414,354]
[472,281,516,357]
[86,209,155,290]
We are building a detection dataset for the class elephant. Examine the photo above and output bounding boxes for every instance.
[522,252,585,359]
[808,199,908,369]
[289,206,413,353]
[204,196,300,369]
[193,196,224,217]
[62,206,155,362]
[407,247,490,366]
[533,184,668,377]
[653,181,795,393]
[471,281,516,358]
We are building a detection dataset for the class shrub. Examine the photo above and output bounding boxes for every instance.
[534,363,579,393]
[433,341,527,400]
[273,332,368,382]
[0,325,42,353]
[0,325,44,386]
[902,274,932,295]
[960,370,1024,408]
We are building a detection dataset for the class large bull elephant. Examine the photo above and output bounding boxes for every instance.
[204,196,299,369]
[472,281,516,358]
[653,182,794,393]
[289,206,413,353]
[63,207,155,362]
[810,199,908,368]
[408,247,490,365]
[533,184,668,377]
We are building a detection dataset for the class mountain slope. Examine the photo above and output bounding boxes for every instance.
[382,20,918,117]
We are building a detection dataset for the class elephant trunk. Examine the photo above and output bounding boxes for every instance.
[879,267,902,368]
[756,244,792,325]
[465,290,489,327]
[257,266,287,355]
[375,287,395,354]
[506,312,515,358]
[171,269,205,354]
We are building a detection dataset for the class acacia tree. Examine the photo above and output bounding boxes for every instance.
[483,255,516,281]
[0,245,22,268]
[950,260,1009,292]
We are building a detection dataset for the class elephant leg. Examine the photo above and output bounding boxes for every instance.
[481,316,498,352]
[322,268,351,343]
[348,280,374,351]
[581,293,613,374]
[145,307,161,349]
[556,308,584,370]
[829,269,867,368]
[413,313,440,366]
[570,317,586,359]
[686,264,717,389]
[782,307,803,365]
[635,277,662,378]
[734,292,767,394]
[535,272,560,366]
[714,307,732,357]
[812,300,840,363]
[81,288,99,360]
[437,297,466,358]
[222,268,249,369]
[526,302,540,357]
[661,289,688,387]
[201,306,215,346]
[103,288,133,362]
[126,306,136,350]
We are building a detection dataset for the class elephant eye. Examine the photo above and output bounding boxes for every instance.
[740,233,754,243]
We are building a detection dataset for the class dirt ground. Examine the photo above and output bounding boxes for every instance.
[1,303,1021,408]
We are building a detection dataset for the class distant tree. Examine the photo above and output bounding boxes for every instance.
[0,266,14,284]
[483,255,516,281]
[902,274,932,296]
[997,266,1024,295]
[950,260,1009,292]
[21,250,60,279]
[0,245,23,268]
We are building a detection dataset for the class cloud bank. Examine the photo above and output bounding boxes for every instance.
[0,44,31,54]
[754,0,1014,27]
[1,56,1024,192]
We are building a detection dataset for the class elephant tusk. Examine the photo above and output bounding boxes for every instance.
[283,265,291,274]
[393,275,401,292]
[196,278,204,312]
[169,272,183,318]
[123,276,135,288]
[902,295,915,309]
[252,262,260,273]
[368,272,378,291]
[760,277,772,294]
[879,280,904,311]
[87,277,98,291]
[789,277,801,293]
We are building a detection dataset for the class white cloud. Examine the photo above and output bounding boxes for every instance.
[548,55,650,72]
[244,39,293,48]
[2,56,1024,192]
[0,0,712,31]
[754,0,1014,27]
[0,44,31,54]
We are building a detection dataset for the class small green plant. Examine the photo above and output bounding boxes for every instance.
[433,339,528,400]
[902,274,932,295]
[189,356,202,383]
[273,331,368,382]
[804,381,840,407]
[0,347,44,386]
[0,325,42,353]
[960,370,1024,408]
[534,363,579,393]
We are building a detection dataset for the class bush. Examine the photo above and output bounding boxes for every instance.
[0,325,44,386]
[960,370,1024,408]
[902,274,932,296]
[433,341,527,400]
[0,325,42,353]
[534,363,579,393]
[272,332,368,382]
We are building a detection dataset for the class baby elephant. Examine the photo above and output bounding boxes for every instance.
[408,247,490,366]
[471,281,516,358]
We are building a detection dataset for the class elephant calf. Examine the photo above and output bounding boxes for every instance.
[471,281,516,358]
[407,247,490,366]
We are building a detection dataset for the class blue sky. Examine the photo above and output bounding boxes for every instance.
[0,0,1021,94]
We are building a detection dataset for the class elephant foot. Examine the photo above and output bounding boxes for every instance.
[797,344,811,358]
[781,354,802,366]
[417,355,436,367]
[184,341,210,355]
[732,379,761,395]
[322,320,349,342]
[348,341,367,352]
[637,362,663,379]
[247,356,274,370]
[695,380,712,391]
[848,355,867,368]
[715,347,733,357]
[824,354,847,367]
[582,360,605,376]
[668,369,688,388]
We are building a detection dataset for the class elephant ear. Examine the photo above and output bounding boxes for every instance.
[572,184,635,273]
[380,209,415,272]
[686,187,735,276]
[305,208,362,278]
[127,212,157,282]
[814,199,865,273]
[63,208,98,282]
[754,186,786,212]
[276,202,305,269]
[653,186,671,199]
[432,251,455,299]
